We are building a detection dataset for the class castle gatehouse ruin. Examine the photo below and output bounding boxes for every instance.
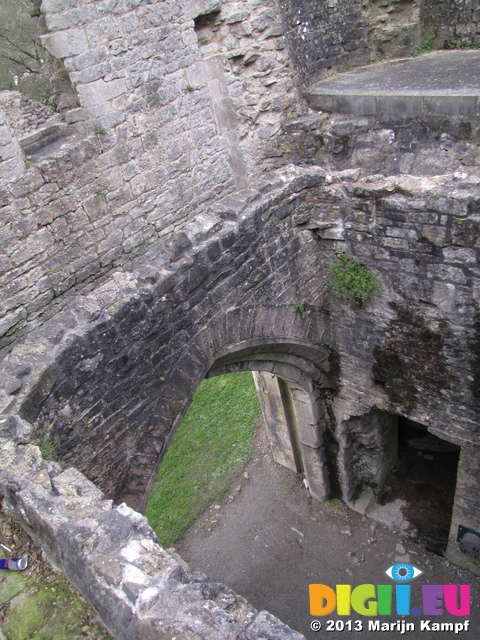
[1,1,480,638]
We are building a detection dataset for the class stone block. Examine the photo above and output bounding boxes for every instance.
[335,94,377,115]
[254,372,298,472]
[444,246,478,268]
[77,78,127,108]
[301,444,329,502]
[377,95,424,118]
[41,0,84,13]
[52,467,105,502]
[424,96,477,118]
[188,0,221,20]
[421,225,448,246]
[64,46,108,72]
[86,17,118,47]
[305,92,335,112]
[41,28,88,58]
[0,156,25,184]
[46,5,97,32]
[226,10,251,25]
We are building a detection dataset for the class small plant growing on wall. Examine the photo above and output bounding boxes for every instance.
[37,427,53,459]
[93,123,107,135]
[328,252,381,304]
[293,301,306,318]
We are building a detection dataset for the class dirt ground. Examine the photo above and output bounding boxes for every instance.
[177,423,480,640]
[0,505,112,640]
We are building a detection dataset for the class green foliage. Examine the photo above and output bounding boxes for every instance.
[371,53,387,64]
[42,94,57,111]
[293,301,305,318]
[93,123,107,135]
[95,185,107,202]
[145,372,262,547]
[186,84,196,92]
[412,40,435,57]
[445,40,480,50]
[328,252,381,304]
[37,427,53,458]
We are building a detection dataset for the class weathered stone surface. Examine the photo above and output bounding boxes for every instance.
[0,439,305,640]
[1,0,480,636]
[1,163,479,580]
[279,0,369,84]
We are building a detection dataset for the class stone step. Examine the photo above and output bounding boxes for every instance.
[305,51,480,126]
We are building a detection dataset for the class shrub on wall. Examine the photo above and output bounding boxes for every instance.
[328,252,381,304]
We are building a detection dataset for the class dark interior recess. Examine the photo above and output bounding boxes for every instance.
[378,416,460,555]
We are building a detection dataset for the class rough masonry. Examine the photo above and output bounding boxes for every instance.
[0,0,480,638]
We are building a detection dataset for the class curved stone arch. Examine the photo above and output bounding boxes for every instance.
[126,308,342,511]
[204,335,340,505]
[18,294,341,513]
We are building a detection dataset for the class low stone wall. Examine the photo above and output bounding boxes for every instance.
[276,111,480,176]
[0,420,304,640]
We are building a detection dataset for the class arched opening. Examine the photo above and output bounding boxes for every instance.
[144,337,340,534]
[206,339,340,504]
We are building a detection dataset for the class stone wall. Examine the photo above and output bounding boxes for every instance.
[0,0,309,348]
[0,426,304,640]
[1,1,480,634]
[1,163,480,576]
[364,0,421,60]
[279,0,369,84]
[422,0,480,49]
[2,0,480,350]
[276,112,480,175]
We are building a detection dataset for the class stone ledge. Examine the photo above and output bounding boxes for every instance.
[307,91,480,123]
[305,51,480,127]
[0,434,305,640]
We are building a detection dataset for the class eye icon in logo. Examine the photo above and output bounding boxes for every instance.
[386,563,423,582]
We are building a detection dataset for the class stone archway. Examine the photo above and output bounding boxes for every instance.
[206,339,338,503]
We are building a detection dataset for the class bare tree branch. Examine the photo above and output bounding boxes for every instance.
[0,30,41,63]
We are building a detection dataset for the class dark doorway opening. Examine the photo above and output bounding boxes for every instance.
[378,416,460,555]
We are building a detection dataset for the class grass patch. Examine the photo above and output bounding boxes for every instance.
[412,40,435,57]
[145,371,262,547]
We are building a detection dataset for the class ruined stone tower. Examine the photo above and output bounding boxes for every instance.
[1,1,480,638]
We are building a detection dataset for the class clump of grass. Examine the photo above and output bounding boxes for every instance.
[293,301,306,318]
[93,123,107,135]
[412,40,435,57]
[328,252,381,304]
[37,427,53,458]
[145,372,262,547]
[95,185,107,202]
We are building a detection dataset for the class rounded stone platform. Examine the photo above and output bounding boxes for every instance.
[306,51,480,124]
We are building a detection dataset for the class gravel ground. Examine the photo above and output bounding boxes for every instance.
[177,423,480,640]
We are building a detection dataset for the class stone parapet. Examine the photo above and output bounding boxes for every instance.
[0,422,305,640]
